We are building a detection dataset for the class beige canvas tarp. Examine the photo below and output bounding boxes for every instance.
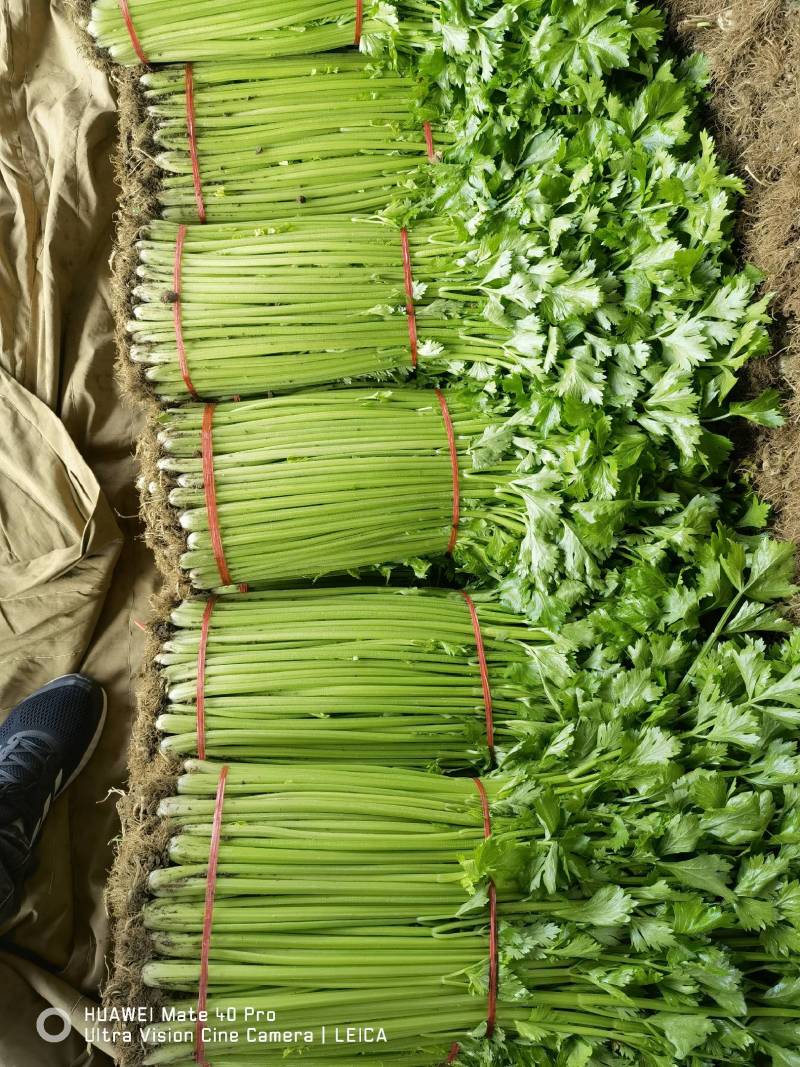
[0,1,157,1063]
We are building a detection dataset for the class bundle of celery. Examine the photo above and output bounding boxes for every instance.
[129,2,702,261]
[158,387,517,589]
[130,217,514,400]
[159,385,774,620]
[131,208,773,439]
[87,0,432,64]
[158,503,800,770]
[140,758,800,1064]
[142,57,442,223]
[141,764,546,1066]
[157,587,559,765]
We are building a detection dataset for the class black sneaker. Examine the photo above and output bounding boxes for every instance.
[0,674,106,921]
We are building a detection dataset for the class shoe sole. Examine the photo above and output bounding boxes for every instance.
[54,681,108,799]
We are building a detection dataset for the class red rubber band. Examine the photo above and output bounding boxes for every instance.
[446,1043,460,1063]
[201,404,233,588]
[486,882,498,1035]
[400,228,419,368]
[195,763,228,1064]
[173,224,199,400]
[460,593,495,758]
[472,778,498,1037]
[423,121,436,161]
[185,64,207,224]
[196,595,216,760]
[117,0,149,64]
[354,0,363,46]
[435,389,460,553]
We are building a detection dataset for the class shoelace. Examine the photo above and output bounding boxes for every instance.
[0,735,55,822]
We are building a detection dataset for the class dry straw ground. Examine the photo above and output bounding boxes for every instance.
[665,0,800,542]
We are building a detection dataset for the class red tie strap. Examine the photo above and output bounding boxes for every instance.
[173,224,199,400]
[201,404,233,588]
[444,1043,460,1064]
[400,228,419,368]
[460,593,495,759]
[473,777,498,1038]
[354,0,364,46]
[184,64,207,224]
[195,763,228,1064]
[195,595,216,760]
[117,0,149,64]
[435,389,460,553]
[423,121,436,162]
